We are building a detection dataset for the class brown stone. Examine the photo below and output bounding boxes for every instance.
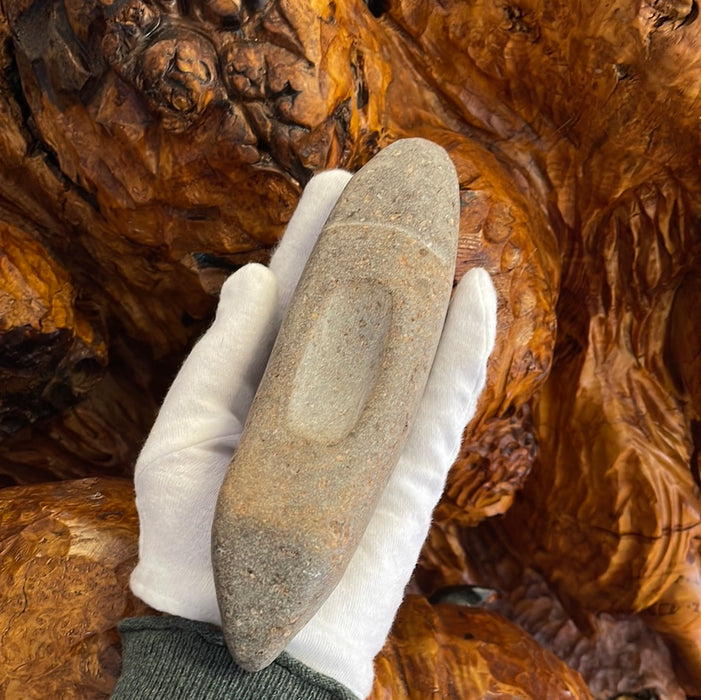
[212,138,459,670]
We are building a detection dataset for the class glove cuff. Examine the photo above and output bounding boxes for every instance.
[112,616,357,700]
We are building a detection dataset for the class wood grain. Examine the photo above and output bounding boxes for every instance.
[370,595,593,700]
[0,478,594,698]
[0,478,152,698]
[0,0,699,693]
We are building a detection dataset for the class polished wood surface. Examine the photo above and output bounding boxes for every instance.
[0,0,699,695]
[0,478,152,698]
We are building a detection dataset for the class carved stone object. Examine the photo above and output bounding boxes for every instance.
[213,138,459,670]
[0,0,699,694]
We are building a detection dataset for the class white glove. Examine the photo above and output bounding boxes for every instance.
[130,169,497,699]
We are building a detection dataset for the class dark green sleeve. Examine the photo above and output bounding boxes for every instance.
[111,616,357,700]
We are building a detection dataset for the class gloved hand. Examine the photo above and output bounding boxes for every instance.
[129,170,497,699]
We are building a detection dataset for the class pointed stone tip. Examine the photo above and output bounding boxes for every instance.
[212,514,336,671]
[225,627,282,673]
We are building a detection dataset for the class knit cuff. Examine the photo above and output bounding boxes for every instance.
[111,616,357,700]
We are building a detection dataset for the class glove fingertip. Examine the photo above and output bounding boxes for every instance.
[451,267,498,360]
[269,170,352,311]
[218,262,278,314]
[417,267,497,437]
[300,169,353,200]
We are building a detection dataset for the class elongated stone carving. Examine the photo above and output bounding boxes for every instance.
[212,138,460,670]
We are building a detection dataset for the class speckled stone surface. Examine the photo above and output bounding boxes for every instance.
[212,138,460,671]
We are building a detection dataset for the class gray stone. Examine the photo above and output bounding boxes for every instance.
[212,137,460,671]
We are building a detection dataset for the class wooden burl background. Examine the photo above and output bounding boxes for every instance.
[0,0,699,698]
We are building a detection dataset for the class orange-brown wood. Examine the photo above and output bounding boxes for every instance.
[0,478,595,698]
[370,595,593,700]
[0,0,700,694]
[0,478,153,698]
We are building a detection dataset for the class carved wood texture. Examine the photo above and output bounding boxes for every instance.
[0,0,700,695]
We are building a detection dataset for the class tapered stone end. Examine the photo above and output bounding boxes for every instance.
[212,516,336,671]
[212,137,460,670]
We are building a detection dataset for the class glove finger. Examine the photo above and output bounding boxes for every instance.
[402,266,498,495]
[269,170,351,314]
[357,266,498,598]
[138,262,279,465]
[287,268,497,697]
